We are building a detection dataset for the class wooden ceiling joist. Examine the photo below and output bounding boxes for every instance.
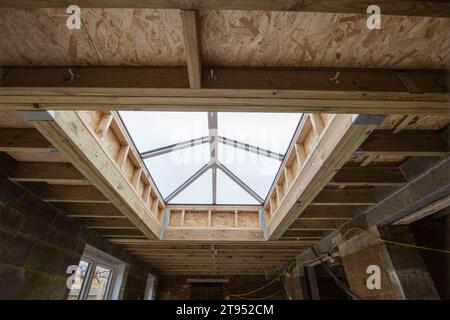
[100,229,146,238]
[296,206,356,220]
[360,131,450,156]
[1,67,448,114]
[1,0,449,17]
[330,165,406,186]
[288,219,338,231]
[163,228,264,242]
[28,184,109,203]
[8,162,88,185]
[0,128,53,152]
[84,218,138,229]
[311,189,377,206]
[23,110,161,239]
[281,230,330,239]
[55,203,125,218]
[181,10,202,89]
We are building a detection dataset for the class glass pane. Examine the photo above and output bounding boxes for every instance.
[170,168,212,204]
[119,111,208,152]
[86,265,112,300]
[216,169,259,205]
[218,144,280,199]
[144,143,210,198]
[218,113,302,154]
[67,260,90,300]
[119,111,302,204]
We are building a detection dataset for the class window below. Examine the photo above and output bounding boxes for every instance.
[67,245,126,300]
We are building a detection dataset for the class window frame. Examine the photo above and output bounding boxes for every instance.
[71,245,126,300]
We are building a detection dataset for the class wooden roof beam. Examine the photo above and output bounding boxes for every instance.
[311,189,377,206]
[54,202,125,218]
[1,67,448,115]
[360,131,450,157]
[329,165,406,187]
[297,206,357,220]
[22,183,110,203]
[1,1,449,17]
[181,10,202,89]
[280,230,330,240]
[288,219,338,231]
[162,228,265,242]
[84,218,138,229]
[0,128,54,152]
[8,161,88,185]
[23,110,161,239]
[267,114,381,240]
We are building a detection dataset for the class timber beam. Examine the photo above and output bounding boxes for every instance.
[162,228,265,242]
[54,203,125,218]
[329,165,406,186]
[0,1,449,17]
[360,131,450,157]
[266,114,382,240]
[8,162,88,185]
[0,128,54,152]
[23,110,161,239]
[1,67,449,114]
[23,183,109,203]
[295,155,450,271]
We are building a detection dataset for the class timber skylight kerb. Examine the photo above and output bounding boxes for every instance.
[119,112,302,205]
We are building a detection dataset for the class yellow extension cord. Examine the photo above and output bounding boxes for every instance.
[227,226,450,299]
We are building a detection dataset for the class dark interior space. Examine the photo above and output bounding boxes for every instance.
[305,264,350,300]
[190,282,224,300]
[410,209,450,299]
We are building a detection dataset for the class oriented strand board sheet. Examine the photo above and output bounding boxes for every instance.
[82,9,185,66]
[0,8,185,66]
[0,9,100,65]
[201,11,450,69]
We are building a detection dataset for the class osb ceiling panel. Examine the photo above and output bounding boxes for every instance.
[1,9,449,68]
[0,8,186,66]
[201,11,450,69]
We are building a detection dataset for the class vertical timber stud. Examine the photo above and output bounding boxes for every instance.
[181,10,202,89]
[159,208,170,239]
[259,207,269,240]
[21,110,161,239]
[268,114,384,240]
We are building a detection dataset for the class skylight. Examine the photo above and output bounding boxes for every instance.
[119,112,302,205]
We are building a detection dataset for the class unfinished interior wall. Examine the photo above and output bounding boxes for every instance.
[338,225,439,300]
[156,275,285,300]
[0,161,154,299]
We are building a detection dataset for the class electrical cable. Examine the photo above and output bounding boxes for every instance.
[304,226,450,267]
[235,289,287,301]
[311,246,361,300]
[227,226,450,298]
[227,260,296,298]
[280,272,293,300]
[250,255,270,280]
